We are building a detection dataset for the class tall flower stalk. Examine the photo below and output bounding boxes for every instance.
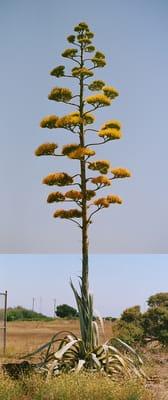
[35,22,131,355]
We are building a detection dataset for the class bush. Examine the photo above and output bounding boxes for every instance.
[112,320,144,346]
[7,306,50,321]
[142,306,168,344]
[121,306,142,323]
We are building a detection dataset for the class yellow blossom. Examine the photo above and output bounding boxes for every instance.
[62,48,78,58]
[88,80,105,91]
[103,86,119,99]
[62,144,95,159]
[111,168,131,178]
[35,143,57,156]
[57,114,82,129]
[82,113,95,125]
[43,172,73,186]
[72,67,94,78]
[85,45,95,53]
[53,209,82,219]
[65,190,83,200]
[98,128,122,140]
[88,160,110,174]
[50,65,65,77]
[48,87,72,102]
[94,197,110,208]
[67,35,76,43]
[107,194,122,204]
[47,192,65,203]
[101,120,121,131]
[86,94,111,107]
[91,176,111,186]
[69,147,95,159]
[62,144,79,156]
[40,115,59,129]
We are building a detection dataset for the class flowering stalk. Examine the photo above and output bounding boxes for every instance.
[35,22,131,351]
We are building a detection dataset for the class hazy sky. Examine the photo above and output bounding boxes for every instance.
[1,1,168,253]
[0,254,168,316]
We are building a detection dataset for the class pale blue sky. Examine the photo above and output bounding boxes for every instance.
[0,1,168,253]
[0,254,168,316]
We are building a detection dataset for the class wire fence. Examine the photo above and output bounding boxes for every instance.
[0,291,7,354]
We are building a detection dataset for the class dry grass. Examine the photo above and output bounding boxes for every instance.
[1,319,112,361]
[0,372,153,400]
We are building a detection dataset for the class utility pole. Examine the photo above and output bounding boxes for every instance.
[32,297,35,312]
[53,299,56,318]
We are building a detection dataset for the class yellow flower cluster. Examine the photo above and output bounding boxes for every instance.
[103,86,119,99]
[47,192,65,203]
[40,115,59,129]
[107,194,122,204]
[50,65,65,77]
[72,67,94,78]
[91,51,106,68]
[101,120,121,130]
[98,128,122,140]
[62,48,78,58]
[85,45,95,53]
[35,143,57,156]
[94,197,110,208]
[88,80,105,91]
[53,209,82,219]
[43,172,73,186]
[62,144,95,159]
[48,87,72,102]
[98,120,122,140]
[74,22,89,32]
[94,194,122,208]
[83,113,95,125]
[55,112,95,130]
[62,144,79,156]
[65,190,83,200]
[91,176,111,186]
[111,168,131,178]
[57,113,82,129]
[86,94,111,107]
[69,147,95,159]
[88,160,110,174]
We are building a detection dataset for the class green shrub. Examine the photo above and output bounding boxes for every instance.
[7,306,50,321]
[112,320,144,346]
[142,306,168,344]
[121,306,142,324]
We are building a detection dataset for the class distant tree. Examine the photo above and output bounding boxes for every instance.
[147,292,168,308]
[121,306,142,323]
[56,304,78,318]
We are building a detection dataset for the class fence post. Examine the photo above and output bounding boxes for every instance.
[3,290,7,355]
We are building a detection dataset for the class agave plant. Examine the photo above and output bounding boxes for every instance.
[23,282,146,380]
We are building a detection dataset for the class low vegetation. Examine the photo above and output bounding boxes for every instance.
[0,372,153,400]
[4,306,51,321]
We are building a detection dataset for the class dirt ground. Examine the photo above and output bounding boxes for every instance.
[0,320,168,399]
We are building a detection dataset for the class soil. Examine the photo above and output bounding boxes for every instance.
[145,349,168,400]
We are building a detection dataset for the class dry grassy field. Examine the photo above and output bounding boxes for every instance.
[1,319,112,360]
[1,320,168,399]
